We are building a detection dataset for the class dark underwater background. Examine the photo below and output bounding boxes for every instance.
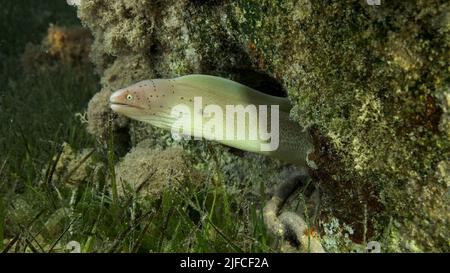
[0,0,448,253]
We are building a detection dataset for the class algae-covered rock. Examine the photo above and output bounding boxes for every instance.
[114,140,201,197]
[21,24,92,73]
[78,0,450,252]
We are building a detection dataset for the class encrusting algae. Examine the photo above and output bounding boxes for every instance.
[77,0,449,252]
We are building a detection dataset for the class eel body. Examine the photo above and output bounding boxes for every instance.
[110,74,315,168]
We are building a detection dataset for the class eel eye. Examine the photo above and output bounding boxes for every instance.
[126,94,133,100]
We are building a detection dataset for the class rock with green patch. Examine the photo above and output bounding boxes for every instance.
[79,0,450,252]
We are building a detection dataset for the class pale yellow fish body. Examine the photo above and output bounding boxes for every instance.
[110,75,315,168]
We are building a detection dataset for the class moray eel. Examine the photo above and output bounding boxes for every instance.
[110,74,315,168]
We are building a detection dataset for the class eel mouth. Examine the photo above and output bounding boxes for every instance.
[110,102,145,111]
[110,102,132,107]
